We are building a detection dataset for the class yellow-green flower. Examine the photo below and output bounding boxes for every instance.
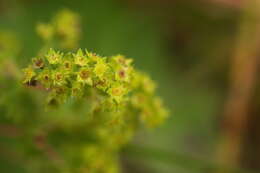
[62,59,73,71]
[131,93,145,108]
[153,97,169,124]
[22,66,36,84]
[36,23,54,41]
[45,48,62,64]
[32,57,45,69]
[74,49,88,66]
[108,84,127,103]
[132,72,156,94]
[95,78,110,92]
[37,69,52,88]
[53,9,80,49]
[53,71,66,86]
[54,9,80,39]
[94,59,108,78]
[77,68,93,86]
[142,75,156,94]
[113,55,133,67]
[86,51,100,63]
[115,67,132,82]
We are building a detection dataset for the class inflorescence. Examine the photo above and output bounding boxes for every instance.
[23,48,168,127]
[18,9,168,173]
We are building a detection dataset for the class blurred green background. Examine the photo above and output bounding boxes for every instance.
[1,0,259,172]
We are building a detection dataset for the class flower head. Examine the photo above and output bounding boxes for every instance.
[108,84,127,103]
[32,57,45,69]
[74,49,88,66]
[86,51,100,63]
[45,48,63,64]
[77,68,93,86]
[115,67,132,82]
[22,65,36,84]
[142,75,156,94]
[63,60,73,70]
[94,58,108,78]
[53,71,67,86]
[36,23,54,41]
[113,55,133,67]
[53,9,81,49]
[37,69,52,88]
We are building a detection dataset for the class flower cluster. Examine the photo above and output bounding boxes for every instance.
[23,49,133,104]
[18,8,169,173]
[36,9,81,49]
[23,48,167,116]
[22,48,168,172]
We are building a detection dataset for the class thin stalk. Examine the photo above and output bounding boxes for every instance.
[216,0,260,172]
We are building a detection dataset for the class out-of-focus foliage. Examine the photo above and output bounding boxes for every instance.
[2,0,256,173]
[36,9,81,49]
[0,31,20,60]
